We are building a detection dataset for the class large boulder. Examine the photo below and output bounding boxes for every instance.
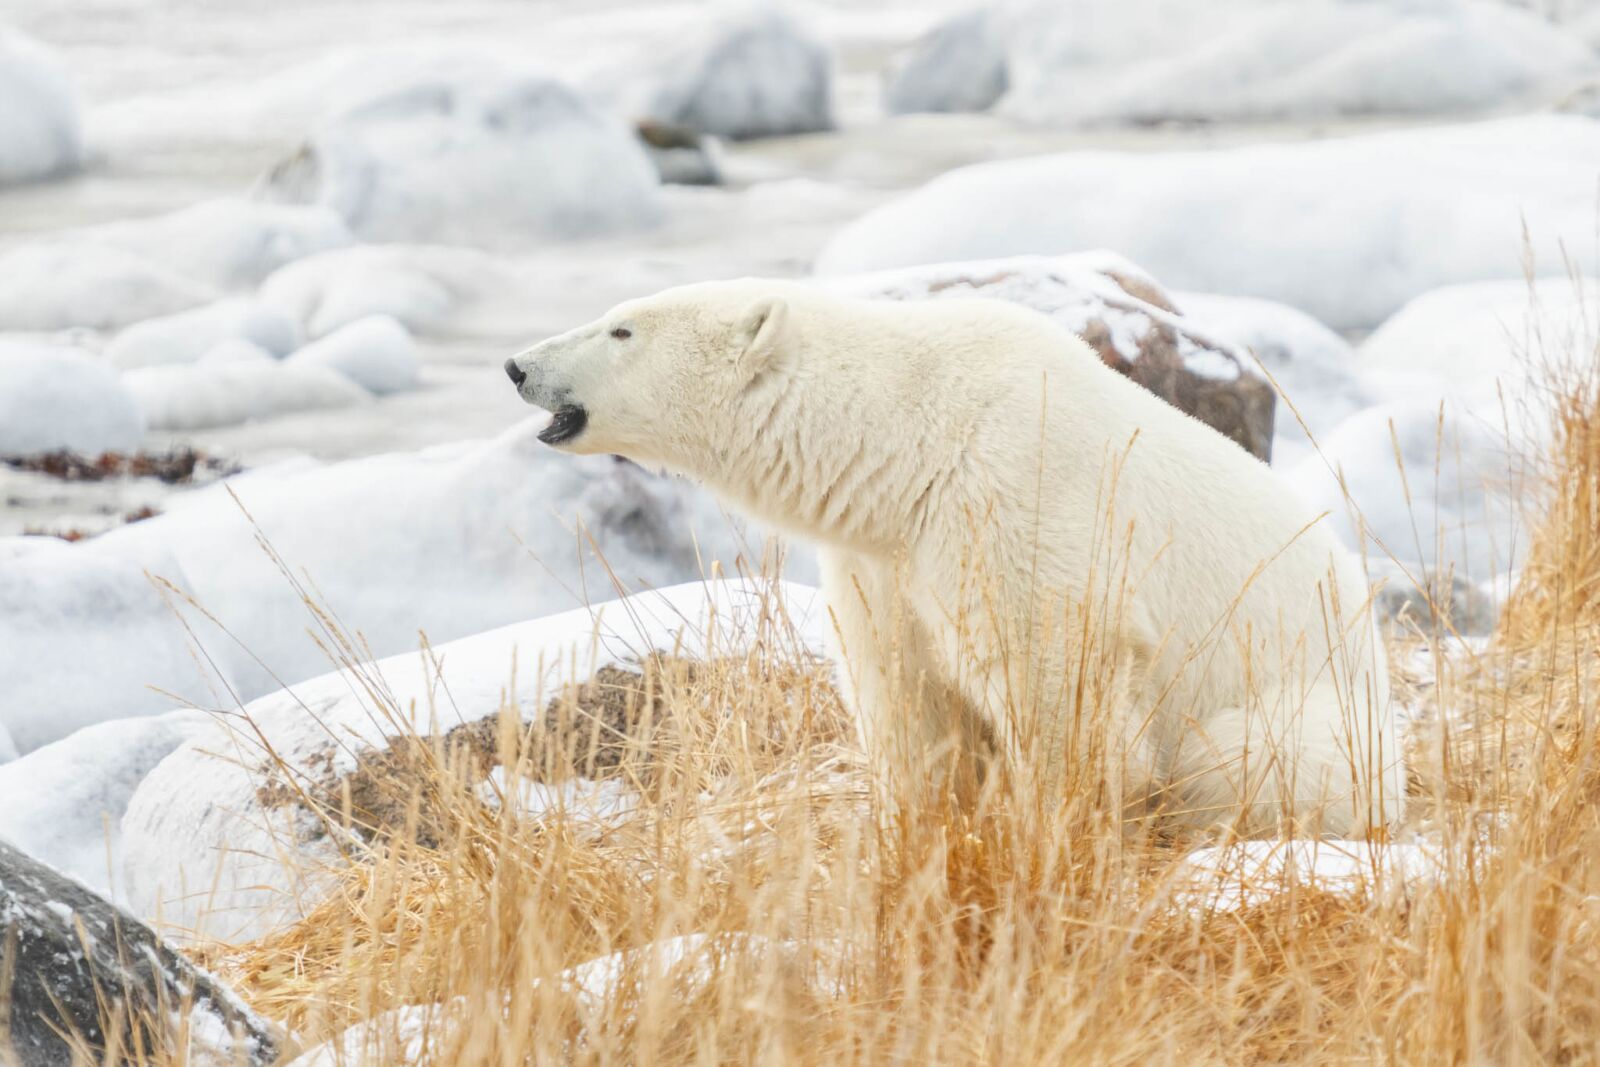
[830,253,1276,461]
[884,7,1008,115]
[257,75,660,245]
[0,28,84,185]
[622,4,834,140]
[0,839,281,1066]
[0,342,145,457]
[119,580,823,939]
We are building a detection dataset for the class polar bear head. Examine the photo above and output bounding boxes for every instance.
[504,280,793,468]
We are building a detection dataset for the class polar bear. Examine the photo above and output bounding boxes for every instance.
[505,279,1404,837]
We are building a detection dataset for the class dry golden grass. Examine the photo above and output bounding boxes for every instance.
[125,295,1599,1066]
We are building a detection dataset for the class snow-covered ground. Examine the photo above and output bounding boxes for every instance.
[0,0,1597,941]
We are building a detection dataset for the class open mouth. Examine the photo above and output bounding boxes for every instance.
[537,404,588,446]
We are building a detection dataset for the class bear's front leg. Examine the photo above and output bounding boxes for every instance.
[818,547,988,801]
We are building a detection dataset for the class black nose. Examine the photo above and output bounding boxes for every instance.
[504,358,526,387]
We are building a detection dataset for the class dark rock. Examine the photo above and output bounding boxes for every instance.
[635,120,722,185]
[0,839,282,1066]
[1376,571,1498,636]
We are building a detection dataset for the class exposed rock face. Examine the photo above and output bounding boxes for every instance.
[0,840,281,1066]
[832,253,1277,461]
[636,120,722,185]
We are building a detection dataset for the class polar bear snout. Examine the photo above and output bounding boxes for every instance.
[503,358,526,387]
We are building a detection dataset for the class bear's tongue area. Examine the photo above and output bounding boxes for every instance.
[537,404,588,446]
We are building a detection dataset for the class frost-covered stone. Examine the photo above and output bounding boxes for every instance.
[0,28,84,185]
[120,580,823,937]
[626,4,834,140]
[83,198,354,290]
[816,116,1600,331]
[0,243,213,331]
[0,839,281,1066]
[0,342,145,456]
[1000,0,1596,125]
[830,253,1276,460]
[106,298,302,370]
[258,75,660,245]
[285,313,420,394]
[0,537,227,755]
[0,710,211,894]
[124,359,370,431]
[260,244,514,338]
[884,7,1008,115]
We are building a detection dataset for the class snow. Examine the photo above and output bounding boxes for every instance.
[884,6,1007,115]
[1291,276,1599,576]
[259,244,515,339]
[284,314,420,394]
[1178,838,1444,912]
[0,721,16,763]
[123,360,370,431]
[0,28,84,185]
[0,341,145,456]
[1173,291,1369,467]
[0,242,214,332]
[81,199,355,291]
[0,709,211,897]
[90,417,806,702]
[478,768,638,823]
[199,339,276,365]
[814,115,1600,331]
[259,73,661,245]
[119,579,824,937]
[1000,0,1596,125]
[614,3,835,140]
[105,298,302,370]
[0,537,231,757]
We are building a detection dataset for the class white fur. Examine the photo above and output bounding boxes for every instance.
[508,280,1405,836]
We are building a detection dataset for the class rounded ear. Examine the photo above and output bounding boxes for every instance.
[732,297,791,377]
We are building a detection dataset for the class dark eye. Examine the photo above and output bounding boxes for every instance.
[610,327,631,340]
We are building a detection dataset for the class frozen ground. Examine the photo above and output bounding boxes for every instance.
[1,0,1597,932]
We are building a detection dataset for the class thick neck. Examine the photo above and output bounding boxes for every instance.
[690,355,966,555]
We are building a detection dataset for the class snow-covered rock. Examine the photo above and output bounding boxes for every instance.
[0,537,229,756]
[0,710,211,895]
[284,314,420,394]
[0,342,145,456]
[123,360,370,431]
[259,244,514,338]
[1173,292,1368,468]
[0,839,282,1067]
[119,579,823,938]
[884,6,1008,115]
[0,242,213,332]
[815,115,1600,331]
[258,74,660,245]
[1297,277,1599,575]
[92,419,796,703]
[0,28,84,185]
[999,0,1596,125]
[829,253,1276,460]
[619,3,834,139]
[105,298,302,370]
[82,198,354,290]
[198,339,276,365]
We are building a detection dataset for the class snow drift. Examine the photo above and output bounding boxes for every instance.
[0,27,84,184]
[0,342,145,456]
[815,115,1600,330]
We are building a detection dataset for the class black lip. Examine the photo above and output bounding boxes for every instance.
[537,404,588,446]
